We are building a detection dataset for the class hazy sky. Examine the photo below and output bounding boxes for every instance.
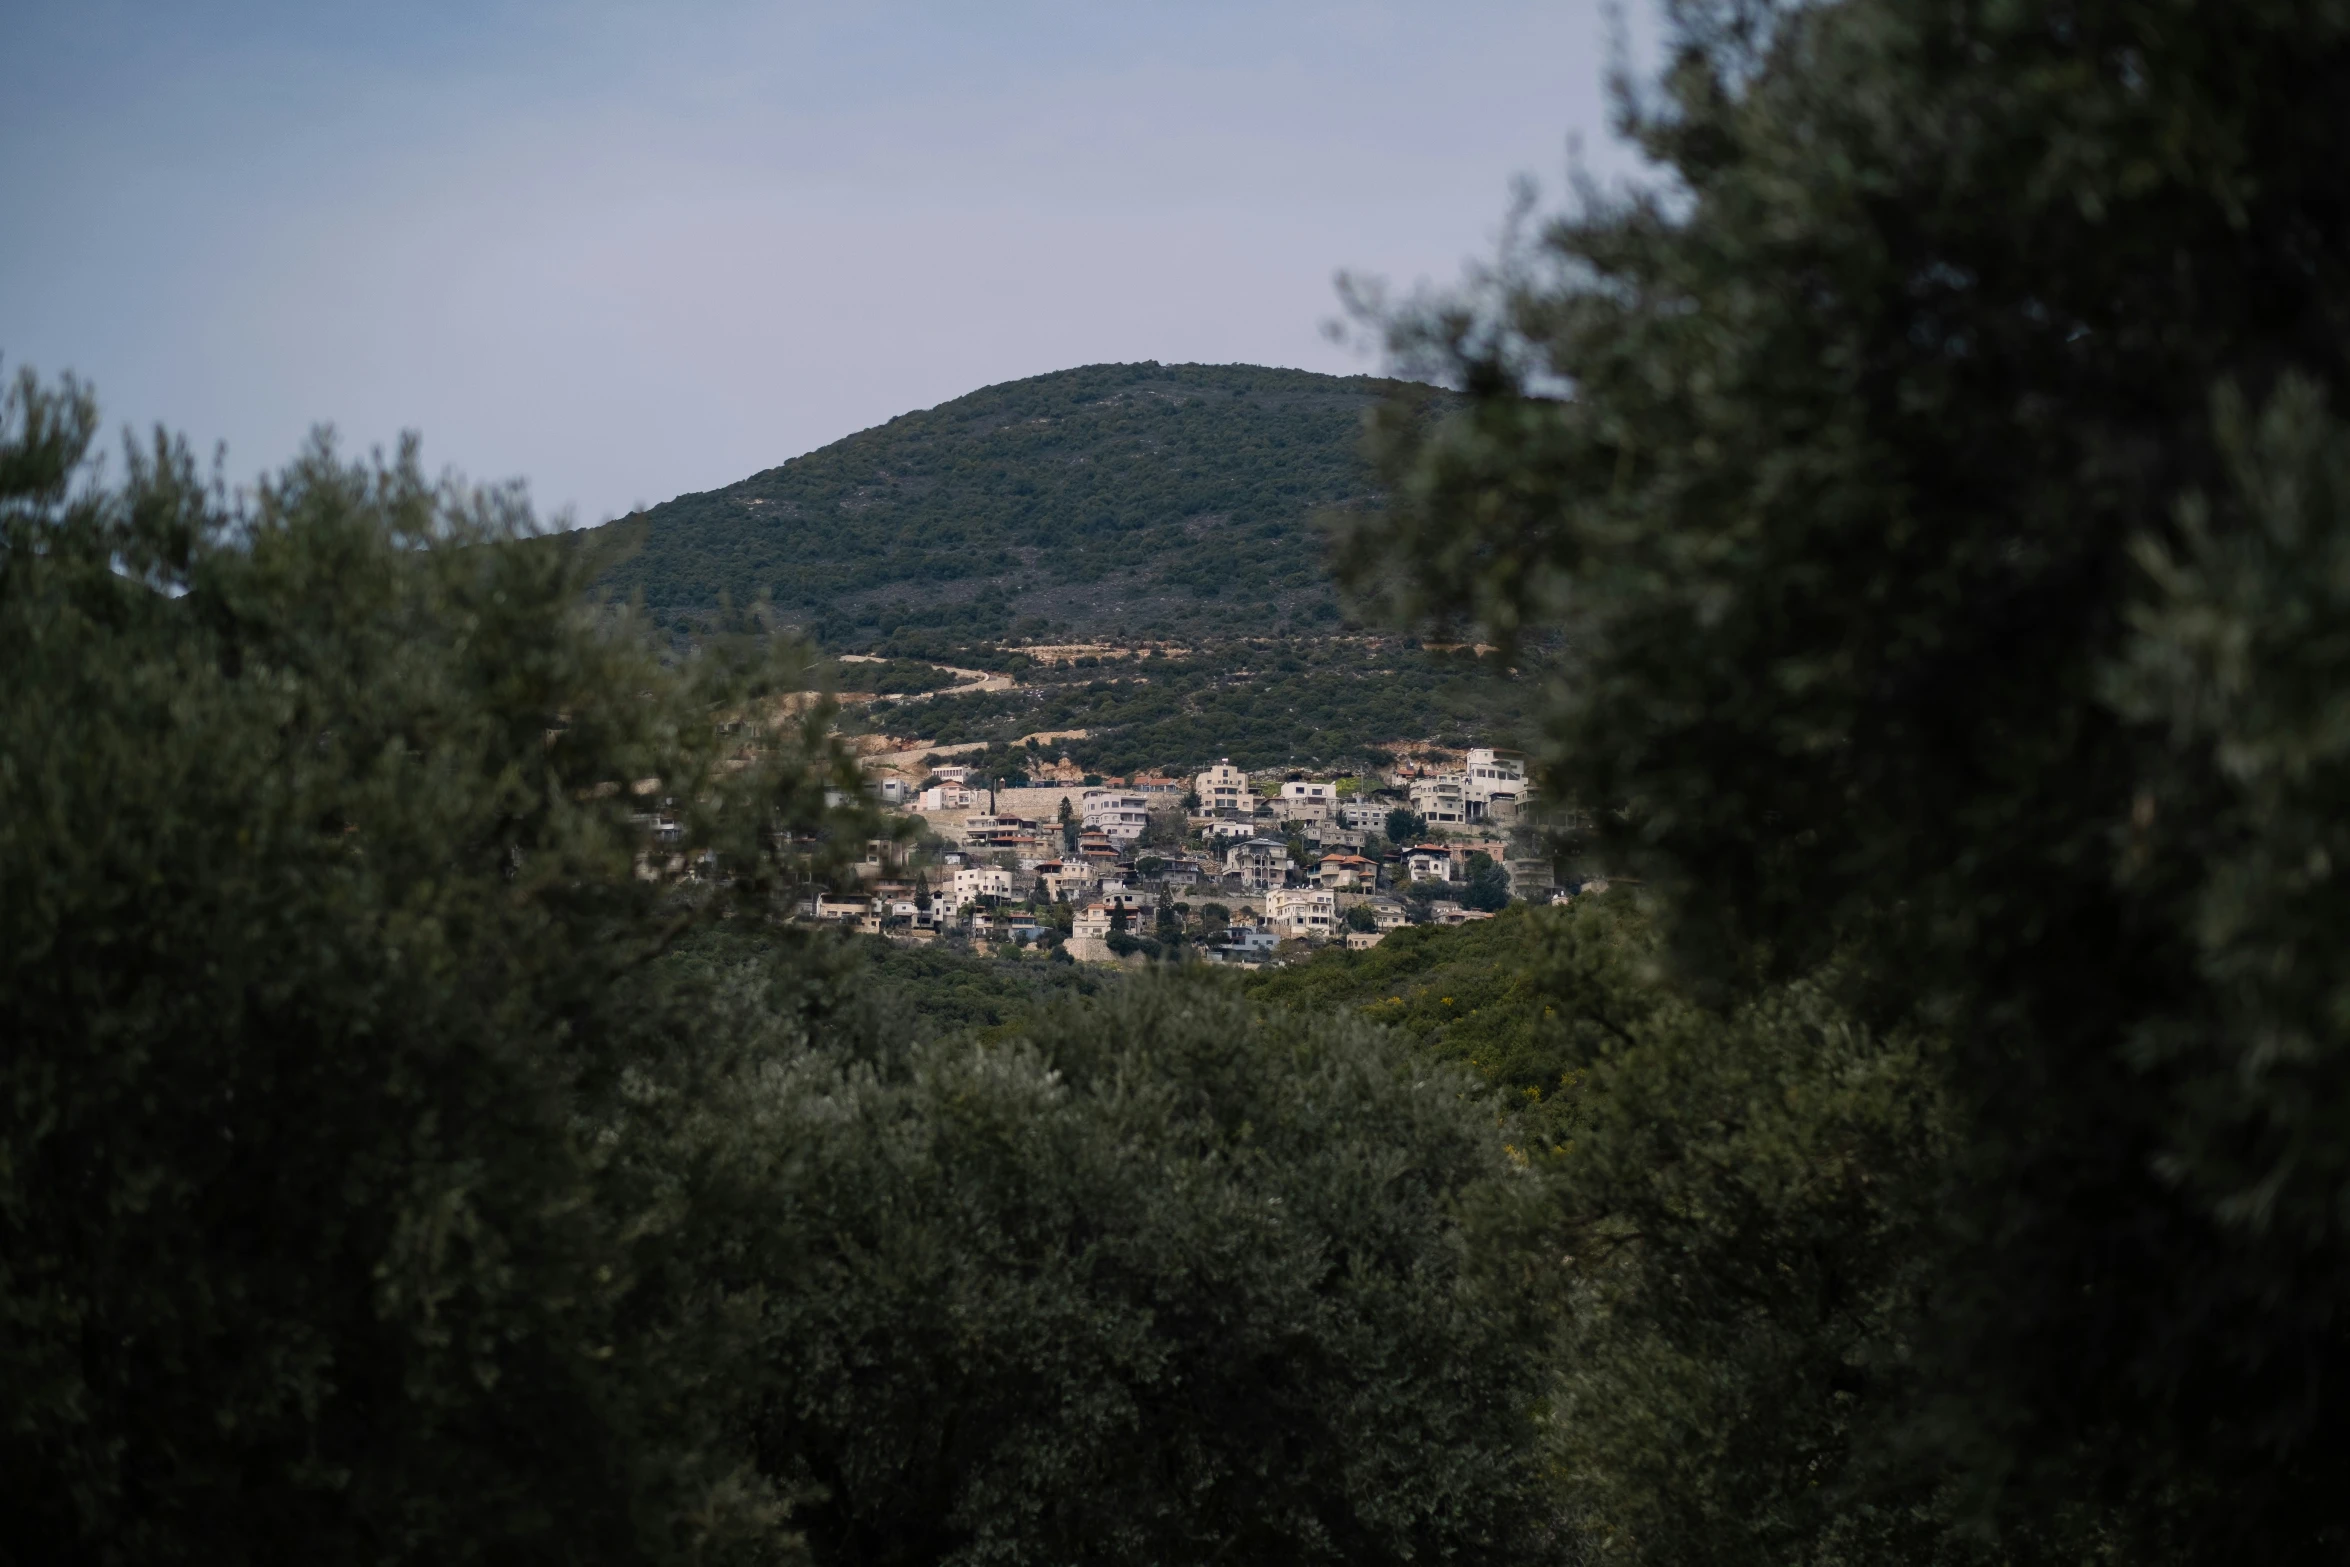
[3,2,1651,524]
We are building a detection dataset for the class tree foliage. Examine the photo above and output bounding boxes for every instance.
[722,975,1568,1567]
[0,368,851,1565]
[1343,1,2350,1557]
[1,369,1570,1567]
[1253,900,1960,1564]
[590,363,1404,645]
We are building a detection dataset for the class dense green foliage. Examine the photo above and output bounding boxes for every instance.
[1,369,1566,1567]
[728,976,1567,1567]
[0,370,846,1565]
[1252,902,1958,1563]
[836,636,1538,772]
[823,932,1112,1034]
[590,363,1402,646]
[1346,0,2350,1557]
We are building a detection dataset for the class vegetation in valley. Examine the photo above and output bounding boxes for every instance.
[835,635,1542,774]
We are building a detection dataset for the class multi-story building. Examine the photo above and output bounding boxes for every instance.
[1462,748,1531,820]
[1194,759,1251,815]
[1036,860,1096,903]
[1336,801,1390,832]
[1407,775,1467,825]
[1080,789,1151,841]
[1313,853,1378,890]
[1224,837,1290,892]
[950,865,1015,908]
[813,894,874,922]
[959,815,1037,850]
[1402,845,1455,883]
[1208,928,1280,964]
[917,780,978,812]
[1276,780,1337,824]
[1264,886,1337,941]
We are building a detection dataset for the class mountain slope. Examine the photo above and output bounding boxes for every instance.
[587,362,1399,647]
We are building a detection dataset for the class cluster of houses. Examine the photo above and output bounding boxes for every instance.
[799,747,1574,966]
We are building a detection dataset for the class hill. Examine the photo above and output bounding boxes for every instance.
[585,362,1401,647]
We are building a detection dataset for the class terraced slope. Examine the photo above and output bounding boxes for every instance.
[586,362,1400,647]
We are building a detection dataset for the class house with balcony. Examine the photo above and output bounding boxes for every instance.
[1224,837,1290,892]
[1206,927,1280,965]
[1080,789,1152,841]
[1193,758,1252,815]
[1407,775,1467,825]
[1036,860,1096,903]
[813,894,873,922]
[950,865,1015,908]
[1275,779,1337,826]
[916,780,978,812]
[1313,853,1378,890]
[1403,845,1455,883]
[1463,747,1532,821]
[1265,886,1337,941]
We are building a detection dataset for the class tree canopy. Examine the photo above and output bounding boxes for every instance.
[588,362,1402,646]
[0,368,1566,1567]
[1344,0,2350,1558]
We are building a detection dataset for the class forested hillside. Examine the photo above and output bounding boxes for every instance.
[589,362,1401,647]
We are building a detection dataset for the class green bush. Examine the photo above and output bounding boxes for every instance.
[732,977,1567,1567]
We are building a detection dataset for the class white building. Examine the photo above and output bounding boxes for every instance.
[1463,748,1531,819]
[917,781,978,812]
[1336,801,1390,832]
[1194,759,1252,815]
[1403,846,1455,883]
[1407,775,1467,825]
[951,865,1015,908]
[1080,789,1152,841]
[1264,886,1337,940]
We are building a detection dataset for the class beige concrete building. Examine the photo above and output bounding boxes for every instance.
[1264,886,1337,941]
[1194,758,1251,815]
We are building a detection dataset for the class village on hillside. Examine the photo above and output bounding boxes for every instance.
[799,744,1593,967]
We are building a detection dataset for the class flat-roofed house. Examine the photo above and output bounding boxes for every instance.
[1224,837,1290,892]
[951,865,1015,908]
[1080,789,1152,841]
[1193,758,1251,816]
[1265,886,1337,941]
[1407,775,1467,825]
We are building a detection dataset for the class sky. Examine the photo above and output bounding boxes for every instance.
[2,2,1653,525]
